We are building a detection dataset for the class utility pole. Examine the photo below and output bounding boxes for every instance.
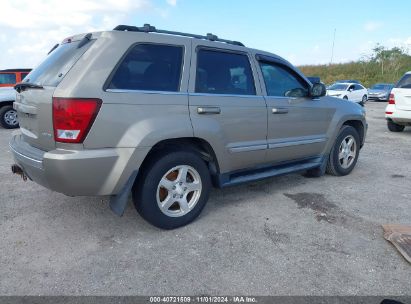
[330,28,336,65]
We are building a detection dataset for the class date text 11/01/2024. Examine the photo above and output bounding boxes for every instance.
[149,296,257,303]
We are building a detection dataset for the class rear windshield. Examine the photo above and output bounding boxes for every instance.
[24,39,94,87]
[396,74,411,89]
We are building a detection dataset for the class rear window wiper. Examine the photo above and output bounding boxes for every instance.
[14,82,44,93]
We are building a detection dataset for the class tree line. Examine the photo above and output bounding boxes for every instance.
[299,45,411,87]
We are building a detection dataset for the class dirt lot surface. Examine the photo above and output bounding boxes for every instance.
[1,102,410,295]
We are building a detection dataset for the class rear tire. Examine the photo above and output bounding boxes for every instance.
[343,96,348,100]
[0,105,19,129]
[362,95,367,104]
[326,125,360,176]
[132,150,211,229]
[387,120,405,132]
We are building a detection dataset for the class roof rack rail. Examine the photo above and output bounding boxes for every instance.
[113,24,245,47]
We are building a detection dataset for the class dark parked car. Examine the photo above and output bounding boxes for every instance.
[368,83,394,102]
[307,76,321,84]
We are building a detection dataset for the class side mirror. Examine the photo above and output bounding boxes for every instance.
[310,83,326,98]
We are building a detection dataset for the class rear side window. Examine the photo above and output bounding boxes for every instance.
[0,73,16,84]
[108,44,183,92]
[354,84,364,90]
[259,62,308,97]
[195,49,256,95]
[396,74,411,89]
[24,39,94,87]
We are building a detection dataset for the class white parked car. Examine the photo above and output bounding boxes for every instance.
[0,87,18,128]
[385,71,411,132]
[327,82,368,105]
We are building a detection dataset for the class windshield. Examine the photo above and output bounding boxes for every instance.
[24,39,94,87]
[328,84,348,91]
[371,84,391,90]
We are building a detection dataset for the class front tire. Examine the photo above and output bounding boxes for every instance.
[133,150,211,229]
[343,96,348,100]
[326,125,360,176]
[387,120,405,132]
[0,105,19,129]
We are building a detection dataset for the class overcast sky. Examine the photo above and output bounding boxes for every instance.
[1,0,411,70]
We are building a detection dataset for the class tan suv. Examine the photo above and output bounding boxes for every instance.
[10,24,367,229]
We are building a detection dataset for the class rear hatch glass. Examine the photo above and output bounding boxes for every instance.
[24,38,94,87]
[394,74,411,111]
[15,36,95,151]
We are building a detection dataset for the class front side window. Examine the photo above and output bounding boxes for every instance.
[354,84,364,90]
[259,62,308,97]
[195,49,256,95]
[396,74,411,89]
[0,73,16,84]
[108,44,183,92]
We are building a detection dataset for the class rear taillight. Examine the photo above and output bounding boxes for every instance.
[388,93,395,104]
[52,98,101,143]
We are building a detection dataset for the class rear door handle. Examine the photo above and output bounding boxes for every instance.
[197,107,221,114]
[272,108,289,114]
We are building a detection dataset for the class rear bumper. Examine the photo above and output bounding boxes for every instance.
[9,135,149,196]
[385,105,411,123]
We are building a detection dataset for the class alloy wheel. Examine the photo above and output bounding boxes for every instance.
[156,165,202,217]
[338,135,357,169]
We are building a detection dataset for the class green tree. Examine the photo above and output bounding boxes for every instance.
[371,44,406,76]
[299,44,411,87]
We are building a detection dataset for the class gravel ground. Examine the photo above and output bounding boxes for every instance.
[0,102,410,296]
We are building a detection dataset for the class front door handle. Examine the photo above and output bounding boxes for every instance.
[197,107,221,114]
[272,108,289,114]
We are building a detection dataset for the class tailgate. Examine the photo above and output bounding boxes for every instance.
[394,74,411,111]
[394,88,411,111]
[14,87,56,151]
[12,33,96,151]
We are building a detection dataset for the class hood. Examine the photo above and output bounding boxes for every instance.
[326,90,344,96]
